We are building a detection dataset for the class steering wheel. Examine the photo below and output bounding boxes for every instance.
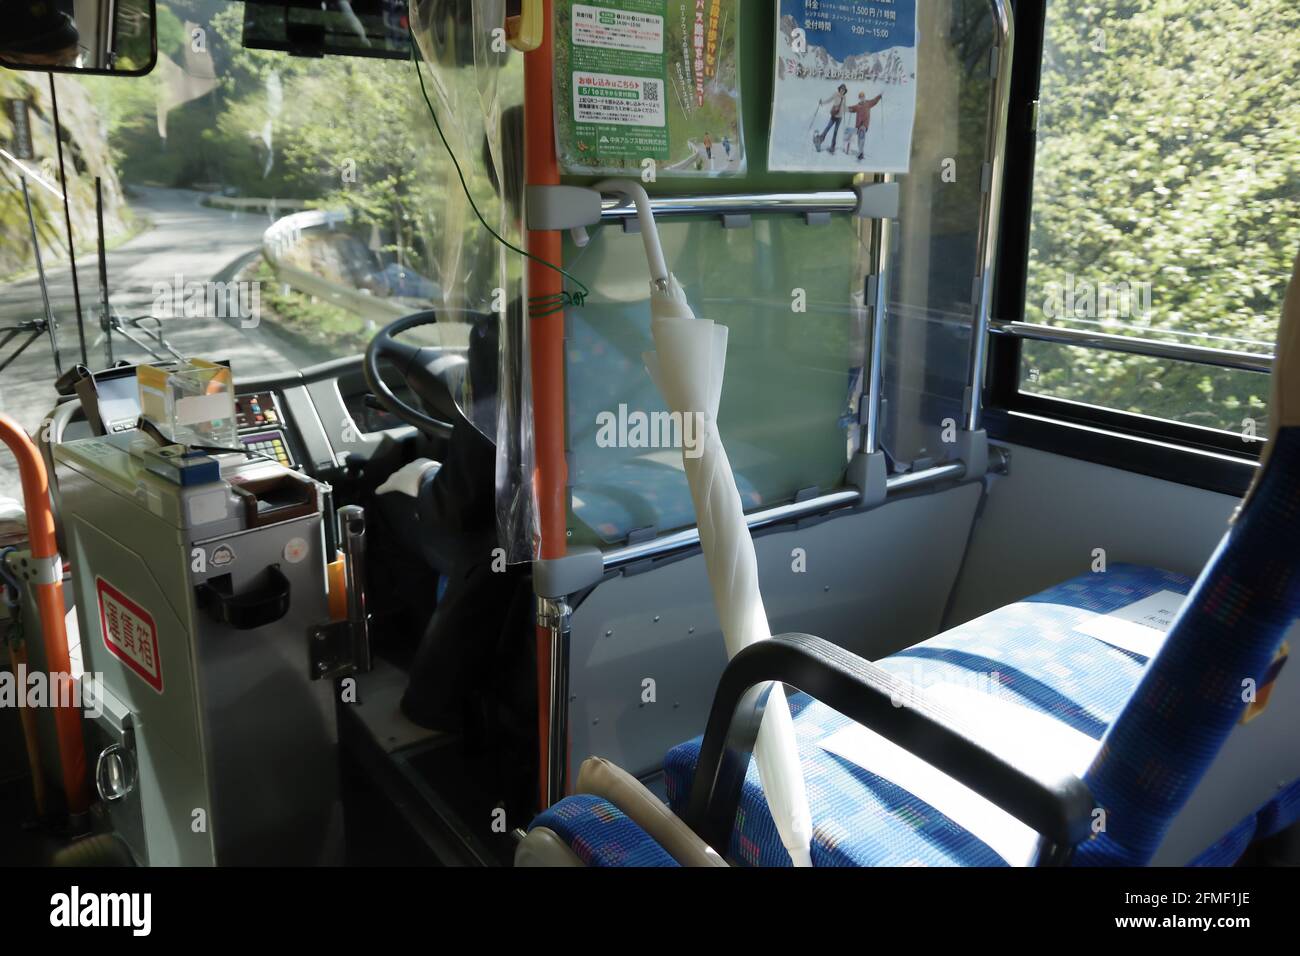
[364,310,468,440]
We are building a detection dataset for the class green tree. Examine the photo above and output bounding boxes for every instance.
[1025,0,1299,431]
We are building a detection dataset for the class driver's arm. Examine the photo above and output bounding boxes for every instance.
[418,418,497,535]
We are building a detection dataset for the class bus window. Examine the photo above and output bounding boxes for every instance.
[0,0,517,502]
[1011,0,1297,436]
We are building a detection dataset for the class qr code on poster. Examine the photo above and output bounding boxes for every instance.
[643,80,660,102]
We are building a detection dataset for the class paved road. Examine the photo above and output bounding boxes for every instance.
[0,186,321,502]
[670,139,744,173]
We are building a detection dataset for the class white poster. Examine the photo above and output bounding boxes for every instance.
[768,0,918,174]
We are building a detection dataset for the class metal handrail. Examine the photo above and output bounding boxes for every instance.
[966,0,1015,432]
[990,319,1274,373]
[598,190,860,222]
[601,460,969,570]
[864,176,893,455]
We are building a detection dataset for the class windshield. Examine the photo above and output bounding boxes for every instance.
[1,0,518,502]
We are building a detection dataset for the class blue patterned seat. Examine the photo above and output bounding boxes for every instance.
[530,428,1300,865]
[530,435,1300,864]
[662,563,1194,867]
[657,429,1300,867]
[526,793,679,867]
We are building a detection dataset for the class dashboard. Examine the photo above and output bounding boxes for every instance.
[235,391,295,467]
[60,356,425,482]
[237,360,425,478]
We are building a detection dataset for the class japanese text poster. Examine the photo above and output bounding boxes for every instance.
[768,0,918,174]
[554,1,745,177]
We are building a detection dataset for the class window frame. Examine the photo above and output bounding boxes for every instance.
[986,0,1267,498]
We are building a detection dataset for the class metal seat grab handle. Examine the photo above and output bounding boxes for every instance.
[685,633,1096,865]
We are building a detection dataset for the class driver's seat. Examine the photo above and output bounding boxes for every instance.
[367,305,538,814]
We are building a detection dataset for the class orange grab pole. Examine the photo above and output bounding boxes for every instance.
[0,413,90,816]
[524,0,568,808]
[8,642,49,817]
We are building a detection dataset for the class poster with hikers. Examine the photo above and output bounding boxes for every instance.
[553,0,745,177]
[768,0,918,174]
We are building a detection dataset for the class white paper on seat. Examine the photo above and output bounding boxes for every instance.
[819,681,1100,865]
[1075,589,1186,658]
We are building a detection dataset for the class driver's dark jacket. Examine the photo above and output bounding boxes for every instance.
[416,409,496,567]
[402,303,534,757]
[414,306,510,565]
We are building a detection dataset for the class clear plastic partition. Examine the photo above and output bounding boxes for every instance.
[409,1,537,562]
[559,0,1008,544]
[879,0,998,468]
[563,215,869,547]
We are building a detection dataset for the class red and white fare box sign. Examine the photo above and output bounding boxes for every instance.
[96,578,163,693]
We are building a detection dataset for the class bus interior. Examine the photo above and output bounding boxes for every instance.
[1,0,1298,878]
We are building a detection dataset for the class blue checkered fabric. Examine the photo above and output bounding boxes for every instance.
[1079,428,1300,865]
[658,431,1300,867]
[527,793,679,867]
[532,434,1300,866]
[663,563,1194,866]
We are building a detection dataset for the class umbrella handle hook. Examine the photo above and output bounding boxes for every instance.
[592,178,670,288]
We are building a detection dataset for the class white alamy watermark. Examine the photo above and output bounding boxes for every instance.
[50,886,151,936]
[888,661,1008,709]
[1041,273,1152,322]
[151,274,261,328]
[595,404,707,459]
[0,667,104,719]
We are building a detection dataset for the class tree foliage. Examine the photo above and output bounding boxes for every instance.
[1024,0,1299,431]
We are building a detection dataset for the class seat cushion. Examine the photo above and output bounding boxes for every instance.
[664,563,1194,867]
[527,794,679,867]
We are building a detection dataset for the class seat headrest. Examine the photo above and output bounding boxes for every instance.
[1239,248,1300,514]
[1270,249,1300,437]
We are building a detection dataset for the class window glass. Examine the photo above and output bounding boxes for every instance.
[1021,342,1270,435]
[0,0,512,501]
[880,0,996,468]
[1021,0,1298,430]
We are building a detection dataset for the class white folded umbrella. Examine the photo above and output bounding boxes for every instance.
[595,179,815,867]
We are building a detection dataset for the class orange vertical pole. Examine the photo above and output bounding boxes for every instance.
[0,413,90,817]
[8,643,49,817]
[524,0,568,808]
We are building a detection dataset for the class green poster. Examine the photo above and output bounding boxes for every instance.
[554,0,744,177]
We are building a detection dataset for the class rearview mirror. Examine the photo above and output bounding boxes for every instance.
[0,0,157,75]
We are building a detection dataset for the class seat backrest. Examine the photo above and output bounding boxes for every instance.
[1080,250,1300,865]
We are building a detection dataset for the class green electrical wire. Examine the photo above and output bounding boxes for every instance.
[409,34,589,316]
